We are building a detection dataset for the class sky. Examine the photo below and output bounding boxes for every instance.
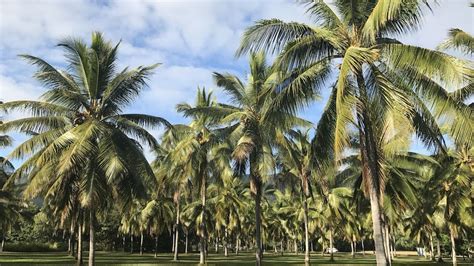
[0,0,473,164]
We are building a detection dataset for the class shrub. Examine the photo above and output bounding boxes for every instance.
[4,242,67,252]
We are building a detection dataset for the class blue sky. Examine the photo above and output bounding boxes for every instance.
[0,0,472,164]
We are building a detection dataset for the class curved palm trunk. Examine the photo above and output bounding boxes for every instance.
[356,73,388,266]
[450,226,457,266]
[77,221,83,266]
[88,208,95,266]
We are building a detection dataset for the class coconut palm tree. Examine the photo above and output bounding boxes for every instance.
[171,88,233,264]
[430,149,473,265]
[0,32,170,265]
[236,1,473,264]
[179,53,310,265]
[276,129,314,264]
[209,176,246,257]
[141,184,174,257]
[0,158,22,253]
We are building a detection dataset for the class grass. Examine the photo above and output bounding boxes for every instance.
[0,251,472,265]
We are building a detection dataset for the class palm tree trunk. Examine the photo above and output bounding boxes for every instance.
[294,238,298,255]
[384,223,391,264]
[88,208,95,266]
[429,234,434,261]
[0,232,5,252]
[252,176,263,266]
[71,231,76,258]
[69,223,75,256]
[199,170,207,265]
[68,233,72,253]
[185,231,188,254]
[437,238,443,262]
[280,239,284,256]
[224,227,229,257]
[140,232,144,255]
[172,229,175,253]
[174,199,180,261]
[130,234,134,253]
[329,229,334,261]
[77,221,83,265]
[154,235,159,258]
[122,236,126,252]
[356,73,388,266]
[302,176,310,265]
[351,240,355,258]
[321,240,325,256]
[362,239,365,256]
[450,226,457,266]
[236,234,240,255]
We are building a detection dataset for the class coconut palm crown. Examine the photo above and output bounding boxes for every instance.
[0,32,170,265]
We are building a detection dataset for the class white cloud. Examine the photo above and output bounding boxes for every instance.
[1,0,472,159]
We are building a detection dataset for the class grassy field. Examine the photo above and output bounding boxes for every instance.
[0,251,472,265]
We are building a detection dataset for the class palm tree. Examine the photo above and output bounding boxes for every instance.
[180,53,310,265]
[145,156,179,258]
[236,1,472,264]
[0,160,22,253]
[276,129,314,264]
[0,32,170,265]
[209,177,246,257]
[119,199,144,254]
[172,88,231,264]
[430,149,473,265]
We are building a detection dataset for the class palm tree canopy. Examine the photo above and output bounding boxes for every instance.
[0,32,171,211]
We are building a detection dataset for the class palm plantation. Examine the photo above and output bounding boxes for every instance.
[0,1,472,266]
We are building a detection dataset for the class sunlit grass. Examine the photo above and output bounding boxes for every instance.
[0,251,473,265]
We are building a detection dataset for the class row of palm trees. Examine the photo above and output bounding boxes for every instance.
[0,1,473,266]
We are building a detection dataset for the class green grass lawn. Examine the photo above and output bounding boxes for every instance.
[0,251,472,265]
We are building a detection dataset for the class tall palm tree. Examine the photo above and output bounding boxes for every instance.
[0,32,170,265]
[236,1,473,264]
[180,53,310,265]
[173,88,231,264]
[276,129,314,264]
